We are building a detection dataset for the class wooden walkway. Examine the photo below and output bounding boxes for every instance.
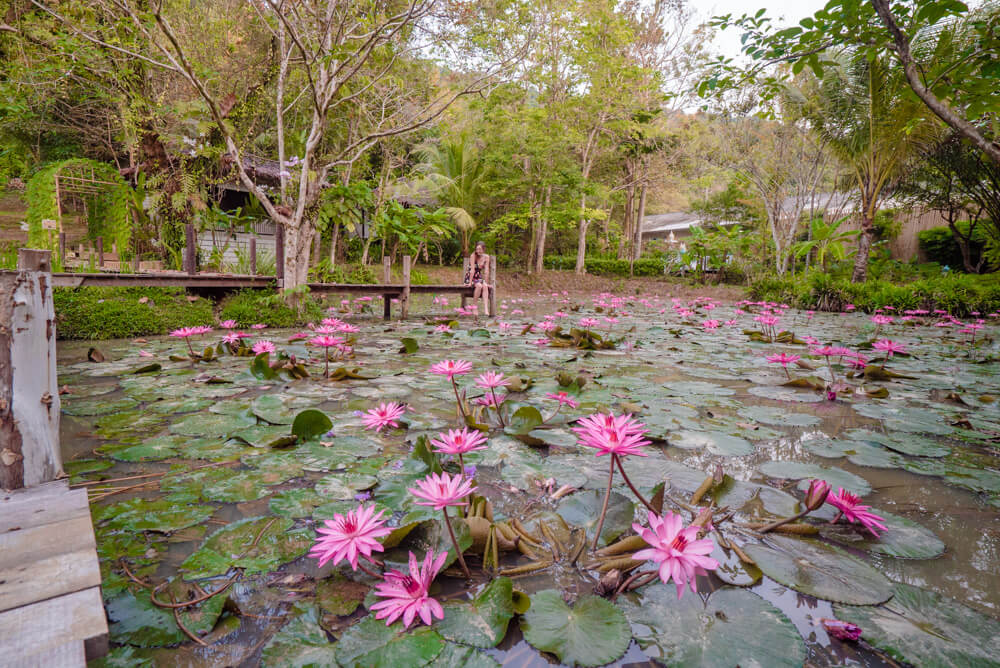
[0,480,107,667]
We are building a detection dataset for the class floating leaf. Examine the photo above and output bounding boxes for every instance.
[821,510,945,559]
[834,583,1000,667]
[520,590,631,667]
[427,643,500,668]
[743,535,892,605]
[669,430,753,456]
[95,498,214,533]
[621,586,804,666]
[170,412,256,437]
[180,516,312,579]
[106,591,185,647]
[292,408,333,441]
[556,490,634,547]
[261,606,337,668]
[435,577,516,648]
[757,460,872,496]
[400,337,420,354]
[335,616,444,668]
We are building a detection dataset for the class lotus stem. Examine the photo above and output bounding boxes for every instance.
[442,506,471,578]
[690,475,714,506]
[614,454,656,513]
[753,509,811,534]
[357,561,381,578]
[450,378,467,421]
[592,458,615,551]
[499,560,553,577]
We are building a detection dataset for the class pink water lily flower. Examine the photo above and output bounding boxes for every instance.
[371,550,446,629]
[428,359,472,379]
[633,512,719,599]
[873,339,905,357]
[169,326,199,339]
[251,340,276,355]
[363,402,407,432]
[309,504,391,571]
[431,428,488,456]
[765,352,800,367]
[573,412,651,458]
[475,371,509,389]
[826,488,888,537]
[219,319,238,329]
[409,471,477,510]
[545,391,579,408]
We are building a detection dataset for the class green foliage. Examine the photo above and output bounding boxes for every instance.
[218,290,324,328]
[25,159,133,255]
[53,288,213,340]
[544,255,664,277]
[749,271,1000,317]
[919,222,989,270]
[309,260,378,284]
[792,216,857,271]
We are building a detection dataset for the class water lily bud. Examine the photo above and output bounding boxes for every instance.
[804,479,831,511]
[594,569,622,597]
[713,463,724,484]
[692,506,715,532]
[821,618,862,641]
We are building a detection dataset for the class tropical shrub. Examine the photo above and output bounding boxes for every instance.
[544,255,666,277]
[218,290,324,328]
[54,287,213,339]
[918,222,989,270]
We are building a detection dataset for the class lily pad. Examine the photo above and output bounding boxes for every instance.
[520,590,631,667]
[843,429,950,458]
[757,460,872,496]
[556,490,635,547]
[335,616,445,668]
[427,643,501,668]
[315,472,378,500]
[95,498,214,533]
[106,590,185,647]
[261,606,337,668]
[620,586,805,667]
[270,488,325,518]
[435,577,516,648]
[743,535,893,605]
[738,406,821,427]
[821,510,945,559]
[835,582,1000,667]
[63,396,138,416]
[170,412,256,437]
[180,516,312,579]
[292,408,333,441]
[668,430,754,456]
[201,468,288,503]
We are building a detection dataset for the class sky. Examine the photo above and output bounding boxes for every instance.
[697,0,830,60]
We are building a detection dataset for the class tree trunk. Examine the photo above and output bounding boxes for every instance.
[620,184,633,260]
[575,193,588,274]
[851,218,874,283]
[632,183,647,262]
[534,185,550,274]
[330,222,340,267]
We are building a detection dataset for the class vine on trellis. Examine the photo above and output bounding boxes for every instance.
[26,158,133,257]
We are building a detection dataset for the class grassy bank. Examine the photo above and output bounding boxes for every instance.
[53,287,325,339]
[749,272,1000,317]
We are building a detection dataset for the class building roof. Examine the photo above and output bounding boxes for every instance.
[641,213,739,235]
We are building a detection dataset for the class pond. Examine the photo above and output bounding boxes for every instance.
[60,292,1000,667]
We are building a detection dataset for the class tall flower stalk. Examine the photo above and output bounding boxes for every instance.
[409,471,477,578]
[572,412,653,550]
[429,359,473,421]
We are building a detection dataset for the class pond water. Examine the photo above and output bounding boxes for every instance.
[60,292,1000,667]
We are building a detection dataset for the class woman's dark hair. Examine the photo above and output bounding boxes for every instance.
[474,241,486,251]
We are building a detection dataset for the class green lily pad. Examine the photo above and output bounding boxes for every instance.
[743,535,893,605]
[435,577,516,648]
[292,408,333,441]
[834,583,1000,667]
[170,412,256,437]
[315,472,378,500]
[620,586,805,666]
[669,430,754,456]
[821,510,945,559]
[757,460,872,496]
[520,590,631,667]
[95,498,214,533]
[111,438,181,462]
[201,468,288,503]
[317,573,368,617]
[335,616,445,668]
[260,606,337,668]
[427,643,501,668]
[180,516,312,579]
[63,396,138,416]
[270,488,325,518]
[232,424,298,448]
[106,590,185,647]
[64,458,114,482]
[556,490,634,547]
[738,406,821,427]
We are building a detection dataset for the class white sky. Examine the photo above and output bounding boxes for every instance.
[696,0,830,60]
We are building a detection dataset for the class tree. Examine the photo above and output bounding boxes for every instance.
[412,136,487,256]
[788,51,936,281]
[31,0,523,290]
[792,216,857,273]
[703,0,1000,164]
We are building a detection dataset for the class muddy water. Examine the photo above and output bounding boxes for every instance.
[57,294,1000,667]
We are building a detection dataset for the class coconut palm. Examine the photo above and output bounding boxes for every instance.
[788,51,938,282]
[792,215,858,273]
[412,136,487,256]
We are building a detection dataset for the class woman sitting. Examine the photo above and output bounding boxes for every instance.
[465,241,491,318]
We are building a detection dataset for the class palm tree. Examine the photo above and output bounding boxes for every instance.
[412,136,487,256]
[792,215,857,273]
[789,51,937,282]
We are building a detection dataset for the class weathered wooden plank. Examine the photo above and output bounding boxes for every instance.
[0,513,95,564]
[9,639,85,668]
[0,586,107,664]
[0,546,101,613]
[0,483,88,533]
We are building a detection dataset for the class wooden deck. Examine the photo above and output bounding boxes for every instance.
[0,480,108,666]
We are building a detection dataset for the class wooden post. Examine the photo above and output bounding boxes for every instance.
[96,237,104,268]
[184,224,196,275]
[275,225,285,285]
[249,236,257,275]
[58,233,66,267]
[131,249,140,273]
[461,257,470,309]
[1,250,63,489]
[382,256,392,320]
[489,255,497,318]
[401,255,411,319]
